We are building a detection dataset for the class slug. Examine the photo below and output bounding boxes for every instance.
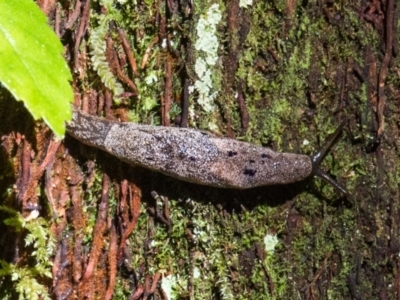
[66,110,347,194]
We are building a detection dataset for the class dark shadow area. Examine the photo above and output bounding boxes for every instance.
[0,93,37,264]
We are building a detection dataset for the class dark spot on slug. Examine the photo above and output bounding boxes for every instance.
[162,143,174,154]
[249,159,255,164]
[227,151,238,157]
[243,168,257,177]
[261,153,271,159]
[145,157,154,160]
[189,156,196,161]
[206,174,215,182]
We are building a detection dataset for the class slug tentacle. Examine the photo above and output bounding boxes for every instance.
[310,121,348,195]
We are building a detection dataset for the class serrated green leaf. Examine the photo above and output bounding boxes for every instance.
[0,0,73,138]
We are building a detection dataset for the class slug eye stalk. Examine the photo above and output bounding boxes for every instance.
[310,121,348,195]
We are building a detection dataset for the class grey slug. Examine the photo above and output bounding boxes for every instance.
[66,110,347,194]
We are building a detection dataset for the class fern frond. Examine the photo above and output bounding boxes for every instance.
[89,13,124,97]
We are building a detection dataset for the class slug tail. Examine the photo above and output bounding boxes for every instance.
[310,120,348,195]
[66,110,111,151]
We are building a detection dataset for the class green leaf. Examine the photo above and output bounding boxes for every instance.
[0,0,73,138]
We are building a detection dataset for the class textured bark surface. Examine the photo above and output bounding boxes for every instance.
[0,0,399,299]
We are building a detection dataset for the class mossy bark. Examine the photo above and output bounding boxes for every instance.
[0,0,399,299]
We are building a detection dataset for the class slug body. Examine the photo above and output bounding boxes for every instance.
[67,111,346,193]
